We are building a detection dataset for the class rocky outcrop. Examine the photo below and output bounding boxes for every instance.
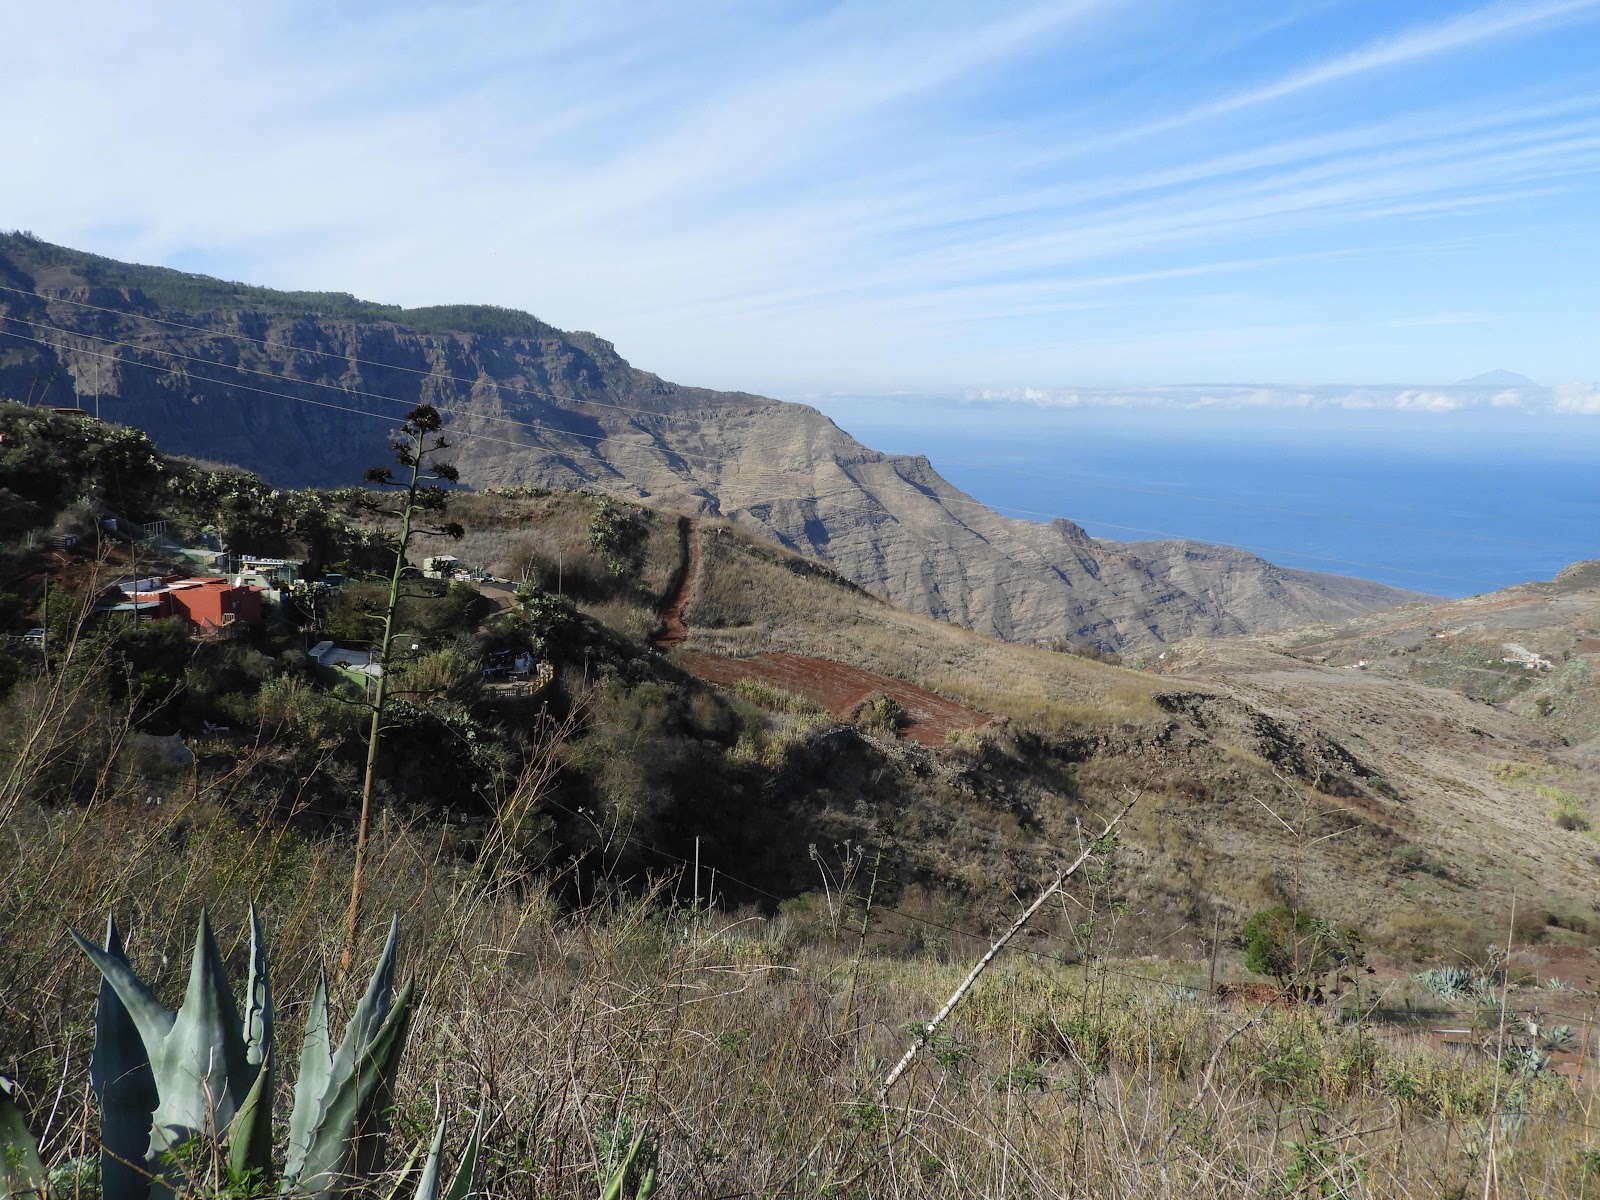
[0,235,1426,648]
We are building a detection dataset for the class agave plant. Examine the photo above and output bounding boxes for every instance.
[0,908,479,1200]
[1538,1023,1577,1053]
[1415,965,1491,1002]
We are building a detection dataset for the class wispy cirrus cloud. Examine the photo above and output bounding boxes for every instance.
[1102,0,1600,142]
[1,0,1598,391]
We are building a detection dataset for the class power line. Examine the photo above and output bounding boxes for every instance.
[0,314,874,494]
[0,312,1527,586]
[0,324,1083,608]
[0,280,753,427]
[5,286,1576,567]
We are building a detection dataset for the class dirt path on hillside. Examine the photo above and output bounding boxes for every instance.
[653,517,987,744]
[654,518,698,649]
[677,649,987,746]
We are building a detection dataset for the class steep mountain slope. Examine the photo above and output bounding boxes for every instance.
[0,234,1424,649]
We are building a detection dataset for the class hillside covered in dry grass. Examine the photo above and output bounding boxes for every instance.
[5,405,1600,1197]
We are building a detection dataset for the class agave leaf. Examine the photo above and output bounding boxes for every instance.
[440,1112,481,1200]
[225,1055,274,1185]
[284,974,332,1183]
[286,918,402,1187]
[283,977,418,1199]
[412,1111,480,1200]
[68,926,176,1059]
[328,918,399,1092]
[145,910,254,1157]
[243,904,274,1069]
[350,971,419,1182]
[411,1118,447,1200]
[88,916,159,1200]
[0,1078,47,1200]
[75,910,255,1172]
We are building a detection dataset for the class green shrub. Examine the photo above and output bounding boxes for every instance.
[1242,906,1362,995]
[1540,786,1590,831]
[853,693,906,736]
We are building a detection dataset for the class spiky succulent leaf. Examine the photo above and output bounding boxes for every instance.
[348,971,420,1184]
[347,919,403,1181]
[411,1118,447,1200]
[69,928,175,1060]
[286,918,402,1186]
[283,977,418,1200]
[413,1111,480,1200]
[440,1113,481,1200]
[145,910,254,1157]
[284,974,333,1183]
[329,918,399,1093]
[243,904,274,1069]
[0,1078,47,1200]
[225,1056,274,1185]
[88,916,159,1200]
[71,911,254,1172]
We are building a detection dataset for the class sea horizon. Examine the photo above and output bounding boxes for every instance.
[815,402,1600,599]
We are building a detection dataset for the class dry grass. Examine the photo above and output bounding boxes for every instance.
[6,778,1600,1199]
[3,628,1600,1200]
[9,500,1600,1197]
[683,520,1170,730]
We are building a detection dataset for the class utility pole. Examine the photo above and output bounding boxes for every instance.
[94,359,100,422]
[39,574,49,675]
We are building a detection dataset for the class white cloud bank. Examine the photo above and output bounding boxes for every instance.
[1554,383,1600,413]
[960,381,1600,413]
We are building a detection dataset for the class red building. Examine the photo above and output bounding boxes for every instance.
[121,576,264,633]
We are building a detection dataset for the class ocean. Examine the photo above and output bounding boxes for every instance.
[818,405,1600,598]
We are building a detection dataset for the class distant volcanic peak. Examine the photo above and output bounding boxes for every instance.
[1454,369,1541,387]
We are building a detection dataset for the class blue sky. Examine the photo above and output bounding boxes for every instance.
[5,0,1600,399]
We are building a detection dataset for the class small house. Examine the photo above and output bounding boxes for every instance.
[105,575,264,633]
[239,556,299,584]
[308,640,382,678]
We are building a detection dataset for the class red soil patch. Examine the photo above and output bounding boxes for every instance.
[676,649,988,746]
[654,518,987,744]
[1509,944,1600,991]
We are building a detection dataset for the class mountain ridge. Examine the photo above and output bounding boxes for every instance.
[0,234,1427,649]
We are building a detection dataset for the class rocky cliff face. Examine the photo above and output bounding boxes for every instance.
[0,235,1425,647]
